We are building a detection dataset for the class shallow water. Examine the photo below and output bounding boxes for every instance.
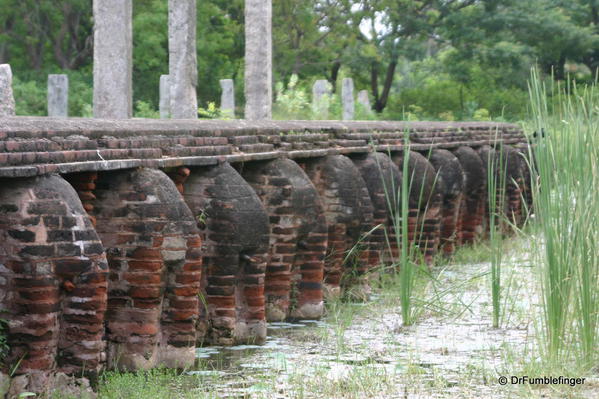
[182,249,598,399]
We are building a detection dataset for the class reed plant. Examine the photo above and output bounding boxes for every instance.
[486,139,508,328]
[528,68,599,366]
[376,130,438,326]
[398,130,417,325]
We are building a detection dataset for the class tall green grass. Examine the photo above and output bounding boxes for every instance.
[376,130,437,326]
[528,68,599,366]
[486,140,507,328]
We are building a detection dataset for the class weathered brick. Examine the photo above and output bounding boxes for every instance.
[47,230,73,242]
[20,245,55,257]
[8,229,36,242]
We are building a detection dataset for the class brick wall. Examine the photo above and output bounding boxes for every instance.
[390,151,443,264]
[298,155,377,298]
[0,118,531,395]
[0,174,107,394]
[351,153,402,264]
[240,158,328,321]
[182,163,269,345]
[429,149,465,257]
[74,168,202,370]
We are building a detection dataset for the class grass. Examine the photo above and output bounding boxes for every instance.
[97,368,209,399]
[398,129,418,326]
[377,129,440,326]
[486,139,508,328]
[528,68,599,367]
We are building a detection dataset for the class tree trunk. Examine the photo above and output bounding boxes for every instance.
[371,57,398,113]
[330,60,341,93]
[0,44,7,64]
[554,56,566,81]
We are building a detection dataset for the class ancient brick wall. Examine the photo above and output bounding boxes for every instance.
[71,168,202,370]
[0,118,530,395]
[240,158,327,321]
[390,151,444,264]
[453,146,486,244]
[429,149,465,257]
[351,153,403,264]
[182,163,269,345]
[299,155,376,298]
[0,175,107,394]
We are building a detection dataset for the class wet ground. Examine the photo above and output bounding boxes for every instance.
[104,240,599,398]
[185,265,535,398]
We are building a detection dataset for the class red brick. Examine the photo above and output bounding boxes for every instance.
[131,247,161,260]
[128,260,163,272]
[129,287,161,299]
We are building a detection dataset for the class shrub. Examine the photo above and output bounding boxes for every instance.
[273,74,312,120]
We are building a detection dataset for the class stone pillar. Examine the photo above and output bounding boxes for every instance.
[219,79,235,118]
[159,75,171,119]
[93,0,133,119]
[47,74,69,117]
[244,0,272,120]
[342,78,354,121]
[0,64,15,117]
[357,90,372,115]
[312,80,331,119]
[168,0,198,119]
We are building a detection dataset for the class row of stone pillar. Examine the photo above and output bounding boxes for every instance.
[94,0,272,120]
[163,76,371,120]
[0,62,371,120]
[0,146,529,394]
[0,1,375,121]
[0,0,271,120]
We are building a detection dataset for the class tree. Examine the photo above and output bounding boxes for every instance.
[0,0,92,70]
[443,0,599,81]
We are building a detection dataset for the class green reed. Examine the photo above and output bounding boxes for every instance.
[528,68,599,365]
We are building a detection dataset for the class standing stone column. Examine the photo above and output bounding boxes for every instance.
[312,80,331,119]
[244,0,272,120]
[168,0,198,119]
[219,79,235,118]
[342,78,354,121]
[357,90,372,116]
[159,75,171,119]
[47,74,69,117]
[0,64,15,117]
[93,0,132,119]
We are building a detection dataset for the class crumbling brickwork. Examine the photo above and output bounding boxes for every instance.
[391,151,443,264]
[453,146,486,244]
[0,118,530,395]
[429,150,465,257]
[183,163,269,345]
[240,158,327,321]
[477,145,496,238]
[500,145,525,229]
[0,174,107,393]
[351,153,403,264]
[477,144,524,235]
[82,168,202,370]
[299,155,375,297]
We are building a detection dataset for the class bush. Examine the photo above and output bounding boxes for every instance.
[12,77,47,116]
[134,100,160,118]
[273,74,312,120]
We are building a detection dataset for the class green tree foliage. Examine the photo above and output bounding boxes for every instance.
[0,0,597,119]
